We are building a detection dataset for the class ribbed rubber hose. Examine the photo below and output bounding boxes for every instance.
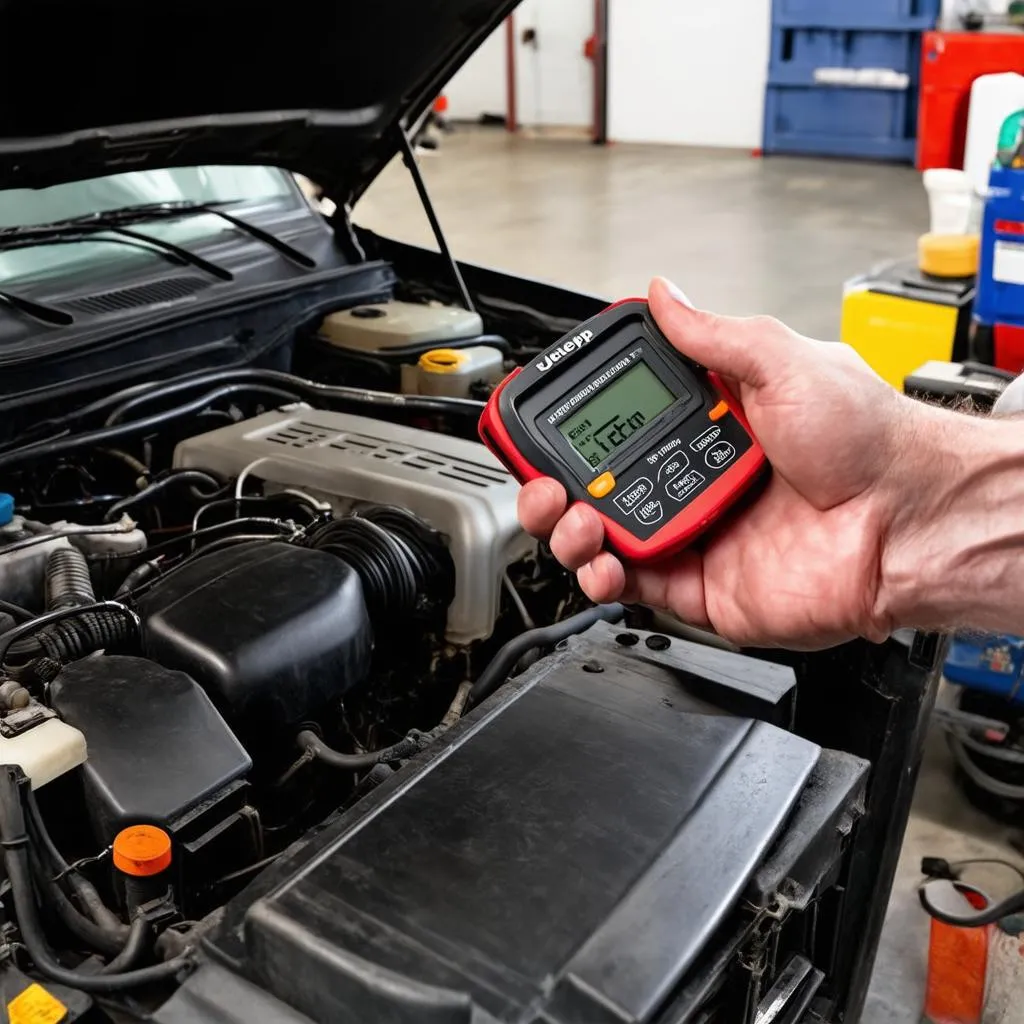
[7,549,134,663]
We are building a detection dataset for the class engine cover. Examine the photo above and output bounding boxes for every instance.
[160,623,869,1024]
[138,542,373,752]
[173,408,535,644]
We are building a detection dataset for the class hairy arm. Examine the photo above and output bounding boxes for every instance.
[880,404,1024,636]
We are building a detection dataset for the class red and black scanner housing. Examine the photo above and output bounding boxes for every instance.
[479,299,768,563]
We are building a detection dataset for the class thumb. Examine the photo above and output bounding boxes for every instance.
[648,277,794,389]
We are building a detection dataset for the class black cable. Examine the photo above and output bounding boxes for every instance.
[467,604,626,708]
[25,789,124,937]
[948,857,1024,886]
[0,370,485,472]
[115,560,162,598]
[0,768,193,991]
[100,914,150,974]
[919,878,1024,928]
[0,599,33,622]
[106,383,300,427]
[0,601,139,668]
[7,559,137,666]
[296,728,428,770]
[91,517,294,563]
[102,470,225,523]
[193,494,322,529]
[0,384,302,473]
[26,852,124,957]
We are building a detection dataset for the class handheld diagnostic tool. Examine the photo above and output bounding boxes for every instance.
[479,299,768,563]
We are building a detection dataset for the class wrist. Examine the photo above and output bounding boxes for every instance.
[876,401,1024,634]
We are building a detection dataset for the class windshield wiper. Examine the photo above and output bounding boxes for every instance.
[0,221,233,283]
[67,200,317,270]
[0,288,73,326]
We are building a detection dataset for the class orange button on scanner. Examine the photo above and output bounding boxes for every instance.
[709,400,730,421]
[113,825,172,877]
[587,471,616,499]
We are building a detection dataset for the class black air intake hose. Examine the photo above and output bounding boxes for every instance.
[305,506,455,625]
[6,548,134,665]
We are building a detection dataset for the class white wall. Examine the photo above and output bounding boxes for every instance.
[516,0,594,128]
[942,0,1009,16]
[444,22,507,122]
[443,1,595,130]
[608,1,772,149]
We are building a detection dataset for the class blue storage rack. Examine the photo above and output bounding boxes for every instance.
[763,0,938,162]
[764,85,917,160]
[772,0,940,30]
[768,26,921,86]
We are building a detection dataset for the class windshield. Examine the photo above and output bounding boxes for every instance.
[0,166,307,287]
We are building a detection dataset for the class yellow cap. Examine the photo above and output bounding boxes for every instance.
[918,233,979,278]
[113,825,172,877]
[418,349,468,374]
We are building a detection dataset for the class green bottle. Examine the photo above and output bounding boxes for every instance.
[996,109,1024,168]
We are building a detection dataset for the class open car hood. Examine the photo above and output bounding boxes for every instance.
[0,0,515,203]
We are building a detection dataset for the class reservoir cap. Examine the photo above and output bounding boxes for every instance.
[113,824,172,877]
[0,493,13,527]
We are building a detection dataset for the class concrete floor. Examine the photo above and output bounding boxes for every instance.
[354,129,1024,1022]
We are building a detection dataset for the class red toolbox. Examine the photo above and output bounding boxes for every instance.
[994,321,1024,373]
[918,30,1024,171]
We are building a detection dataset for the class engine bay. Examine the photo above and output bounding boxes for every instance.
[0,262,938,1024]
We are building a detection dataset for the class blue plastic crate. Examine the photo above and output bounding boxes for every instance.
[763,84,917,161]
[944,632,1024,703]
[976,167,1024,326]
[768,27,921,87]
[772,0,939,30]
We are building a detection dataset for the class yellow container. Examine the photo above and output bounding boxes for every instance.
[840,257,974,389]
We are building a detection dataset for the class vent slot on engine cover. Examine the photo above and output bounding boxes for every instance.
[173,409,536,645]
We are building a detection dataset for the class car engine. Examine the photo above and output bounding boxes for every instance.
[0,288,932,1024]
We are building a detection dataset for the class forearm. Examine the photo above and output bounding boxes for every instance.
[879,402,1024,634]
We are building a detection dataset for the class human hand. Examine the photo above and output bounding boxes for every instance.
[518,277,919,650]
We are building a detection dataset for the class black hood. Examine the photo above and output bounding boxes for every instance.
[0,0,514,203]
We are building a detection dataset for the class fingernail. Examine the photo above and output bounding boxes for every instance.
[663,279,695,308]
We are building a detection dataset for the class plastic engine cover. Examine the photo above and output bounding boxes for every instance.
[167,623,868,1024]
[50,656,251,842]
[138,542,372,748]
[173,408,535,645]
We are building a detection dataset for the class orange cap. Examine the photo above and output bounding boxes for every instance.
[113,825,172,877]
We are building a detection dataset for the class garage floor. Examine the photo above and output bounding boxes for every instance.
[354,129,1023,1022]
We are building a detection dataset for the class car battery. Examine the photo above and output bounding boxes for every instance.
[945,632,1024,703]
[841,255,973,388]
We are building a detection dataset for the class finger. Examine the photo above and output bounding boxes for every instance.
[517,478,567,539]
[648,277,797,389]
[577,551,626,604]
[548,502,604,571]
[631,551,712,629]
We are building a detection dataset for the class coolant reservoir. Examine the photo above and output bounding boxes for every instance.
[319,301,483,354]
[401,346,505,398]
[0,714,87,789]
